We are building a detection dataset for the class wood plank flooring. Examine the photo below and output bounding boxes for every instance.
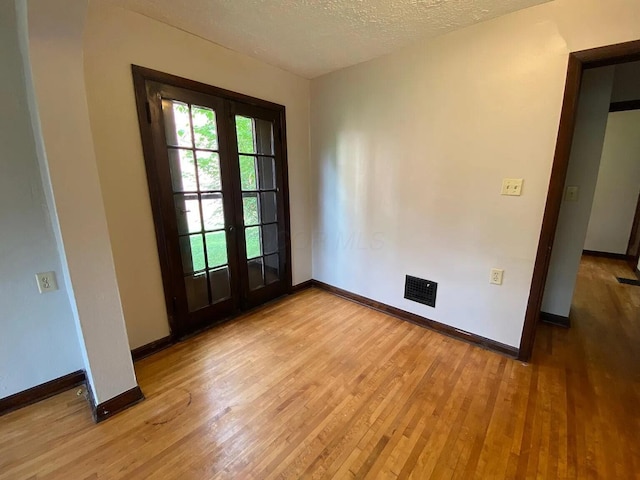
[1,256,639,479]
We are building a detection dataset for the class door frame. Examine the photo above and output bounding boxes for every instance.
[131,65,293,338]
[518,40,640,361]
[627,191,640,273]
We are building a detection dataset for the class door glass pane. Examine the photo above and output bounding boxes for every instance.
[196,151,222,191]
[235,114,280,290]
[239,155,257,190]
[243,194,260,226]
[179,235,206,274]
[168,149,197,192]
[236,116,255,154]
[263,224,278,255]
[202,193,225,230]
[174,194,202,234]
[185,272,208,311]
[245,226,262,259]
[258,156,276,190]
[247,257,264,290]
[163,100,192,148]
[209,267,231,303]
[189,235,206,272]
[205,231,228,268]
[261,192,277,224]
[254,118,274,155]
[264,254,280,285]
[191,106,218,150]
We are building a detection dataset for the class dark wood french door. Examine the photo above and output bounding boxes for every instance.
[133,66,292,337]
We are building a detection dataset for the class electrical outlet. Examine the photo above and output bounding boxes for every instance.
[36,271,58,293]
[501,178,524,196]
[565,186,579,202]
[490,268,504,285]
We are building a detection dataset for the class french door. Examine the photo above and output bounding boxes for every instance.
[133,66,291,337]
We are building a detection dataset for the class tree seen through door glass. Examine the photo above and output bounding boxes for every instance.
[196,151,222,191]
[237,116,259,191]
[245,226,262,259]
[168,149,197,192]
[239,155,257,190]
[191,106,218,150]
[148,81,289,319]
[243,195,260,226]
[201,194,225,230]
[236,116,255,154]
[164,100,229,281]
[163,100,192,147]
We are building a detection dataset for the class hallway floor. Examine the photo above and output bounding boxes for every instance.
[1,256,638,479]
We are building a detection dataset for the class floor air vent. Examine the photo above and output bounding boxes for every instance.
[404,275,437,307]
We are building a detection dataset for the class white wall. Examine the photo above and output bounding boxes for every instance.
[26,0,138,403]
[311,0,640,348]
[0,0,83,399]
[82,1,312,349]
[585,110,640,254]
[542,68,614,317]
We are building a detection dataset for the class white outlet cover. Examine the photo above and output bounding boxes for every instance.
[36,271,58,293]
[490,268,504,285]
[501,178,524,196]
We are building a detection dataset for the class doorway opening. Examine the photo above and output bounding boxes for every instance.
[625,187,640,273]
[519,41,640,361]
[132,66,292,339]
[584,95,640,273]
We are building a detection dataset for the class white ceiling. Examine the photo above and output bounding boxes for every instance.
[109,0,552,78]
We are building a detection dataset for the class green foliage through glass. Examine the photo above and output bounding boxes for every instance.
[239,155,257,190]
[191,106,218,150]
[245,227,262,259]
[236,116,255,153]
[243,195,260,226]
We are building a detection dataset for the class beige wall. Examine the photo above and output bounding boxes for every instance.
[83,1,312,349]
[311,0,640,347]
[27,0,138,402]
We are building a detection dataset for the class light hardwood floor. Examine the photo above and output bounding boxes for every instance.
[1,256,639,479]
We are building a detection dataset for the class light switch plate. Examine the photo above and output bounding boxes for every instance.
[36,271,58,293]
[501,178,523,196]
[565,186,579,202]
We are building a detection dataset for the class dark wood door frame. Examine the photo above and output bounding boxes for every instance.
[518,40,640,362]
[627,191,640,271]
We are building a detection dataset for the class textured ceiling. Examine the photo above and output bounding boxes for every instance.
[108,0,552,78]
